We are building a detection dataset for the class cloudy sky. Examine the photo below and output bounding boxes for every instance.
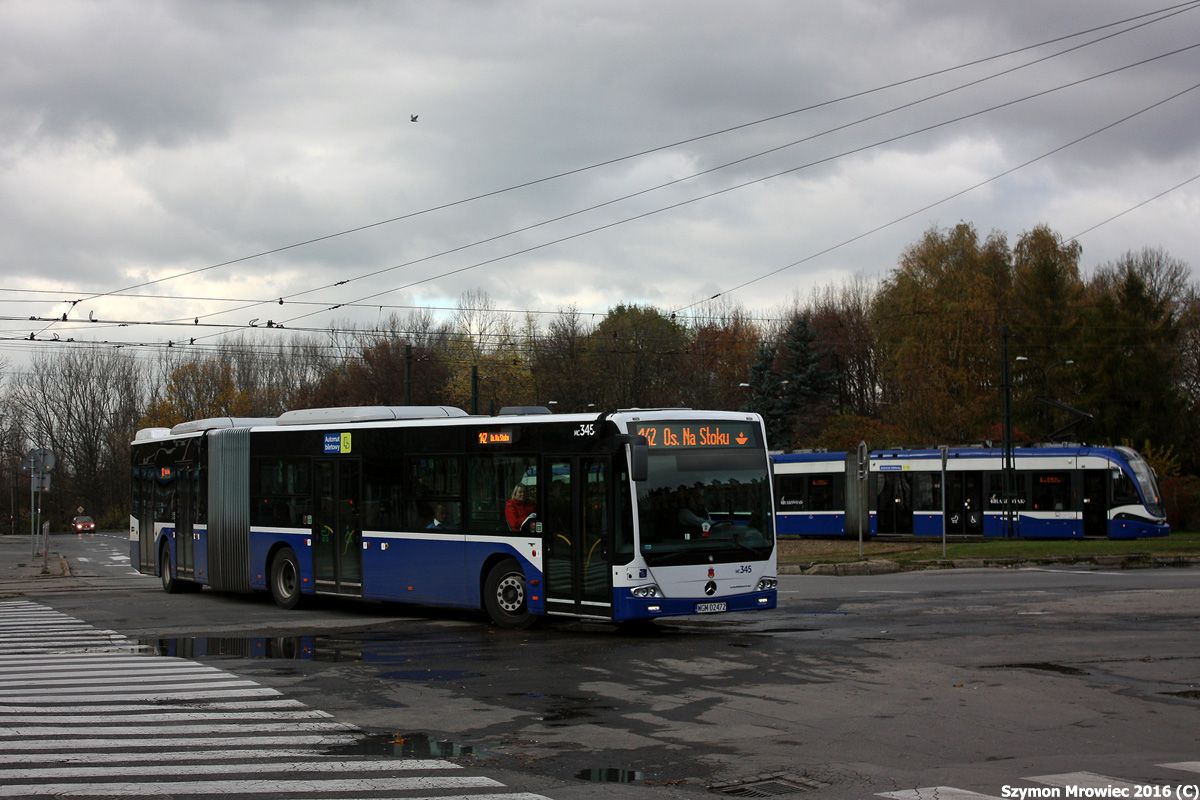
[1,0,1198,357]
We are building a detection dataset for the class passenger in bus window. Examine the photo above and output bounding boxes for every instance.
[427,503,456,530]
[506,484,536,531]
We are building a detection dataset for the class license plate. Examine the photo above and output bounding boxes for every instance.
[695,602,727,614]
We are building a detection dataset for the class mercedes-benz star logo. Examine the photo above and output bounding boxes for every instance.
[704,581,717,596]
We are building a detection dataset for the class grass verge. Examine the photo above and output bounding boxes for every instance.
[777,531,1200,569]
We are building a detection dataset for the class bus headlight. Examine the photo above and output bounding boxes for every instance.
[757,577,777,591]
[631,584,661,598]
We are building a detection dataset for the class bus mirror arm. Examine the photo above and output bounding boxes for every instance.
[616,434,649,481]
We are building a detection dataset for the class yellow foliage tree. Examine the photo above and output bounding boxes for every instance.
[140,360,254,428]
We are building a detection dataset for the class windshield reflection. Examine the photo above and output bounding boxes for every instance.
[636,449,773,566]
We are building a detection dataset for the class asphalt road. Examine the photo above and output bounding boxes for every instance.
[4,530,1199,800]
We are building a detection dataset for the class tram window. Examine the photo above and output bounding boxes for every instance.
[914,473,941,511]
[807,476,836,511]
[1032,472,1071,511]
[1112,468,1140,507]
[987,472,1027,510]
[774,475,806,511]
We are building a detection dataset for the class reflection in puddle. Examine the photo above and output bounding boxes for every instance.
[327,732,478,759]
[577,768,643,783]
[142,636,331,661]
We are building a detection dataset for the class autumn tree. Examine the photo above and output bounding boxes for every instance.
[588,304,687,410]
[873,223,1012,444]
[806,275,880,418]
[140,359,254,428]
[1076,249,1188,450]
[678,299,761,412]
[529,307,601,412]
[1009,224,1086,439]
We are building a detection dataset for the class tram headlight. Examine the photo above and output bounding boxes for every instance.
[631,584,661,599]
[757,577,777,591]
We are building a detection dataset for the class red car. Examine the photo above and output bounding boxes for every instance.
[71,515,96,533]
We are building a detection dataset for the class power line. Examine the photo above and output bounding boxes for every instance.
[670,74,1200,315]
[36,2,1198,330]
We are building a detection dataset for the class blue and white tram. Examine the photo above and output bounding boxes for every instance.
[773,444,1168,539]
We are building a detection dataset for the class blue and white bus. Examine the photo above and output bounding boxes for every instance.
[131,406,777,627]
[773,444,1168,540]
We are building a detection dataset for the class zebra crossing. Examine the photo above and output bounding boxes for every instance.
[0,599,550,799]
[879,765,1200,800]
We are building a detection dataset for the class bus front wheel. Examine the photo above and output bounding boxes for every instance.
[483,558,537,629]
[270,547,305,610]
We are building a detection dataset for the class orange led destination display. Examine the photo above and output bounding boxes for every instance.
[478,430,514,445]
[635,422,756,449]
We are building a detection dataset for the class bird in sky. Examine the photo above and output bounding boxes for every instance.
[410,115,418,122]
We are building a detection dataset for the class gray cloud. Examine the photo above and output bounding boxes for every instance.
[1,0,1197,350]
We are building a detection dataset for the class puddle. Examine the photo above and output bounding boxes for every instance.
[327,732,480,759]
[140,634,474,666]
[577,768,643,783]
[139,636,369,662]
[982,662,1089,676]
[375,669,483,681]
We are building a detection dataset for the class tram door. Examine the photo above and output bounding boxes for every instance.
[1082,470,1108,537]
[875,472,913,534]
[946,472,984,535]
[542,456,613,619]
[312,459,363,596]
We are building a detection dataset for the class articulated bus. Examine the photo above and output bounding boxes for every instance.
[773,445,1168,540]
[131,406,777,627]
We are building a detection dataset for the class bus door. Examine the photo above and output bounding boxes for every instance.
[542,456,612,619]
[313,458,363,596]
[135,466,155,571]
[176,463,196,579]
[1082,469,1108,537]
[946,471,984,535]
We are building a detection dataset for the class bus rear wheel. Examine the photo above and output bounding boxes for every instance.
[270,547,305,610]
[483,558,536,629]
[160,546,182,594]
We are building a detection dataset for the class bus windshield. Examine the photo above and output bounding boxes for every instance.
[633,422,774,566]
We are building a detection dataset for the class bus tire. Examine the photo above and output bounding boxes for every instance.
[160,546,182,595]
[483,558,536,629]
[270,547,305,610]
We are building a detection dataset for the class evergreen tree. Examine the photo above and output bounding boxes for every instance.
[743,314,838,449]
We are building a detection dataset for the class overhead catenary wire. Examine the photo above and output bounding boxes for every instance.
[23,2,1199,343]
[11,67,1199,353]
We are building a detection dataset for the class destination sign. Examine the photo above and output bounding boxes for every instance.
[634,422,757,449]
[478,430,514,445]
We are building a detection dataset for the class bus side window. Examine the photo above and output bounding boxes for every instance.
[467,455,536,532]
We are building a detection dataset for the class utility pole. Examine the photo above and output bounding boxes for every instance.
[1000,327,1016,538]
